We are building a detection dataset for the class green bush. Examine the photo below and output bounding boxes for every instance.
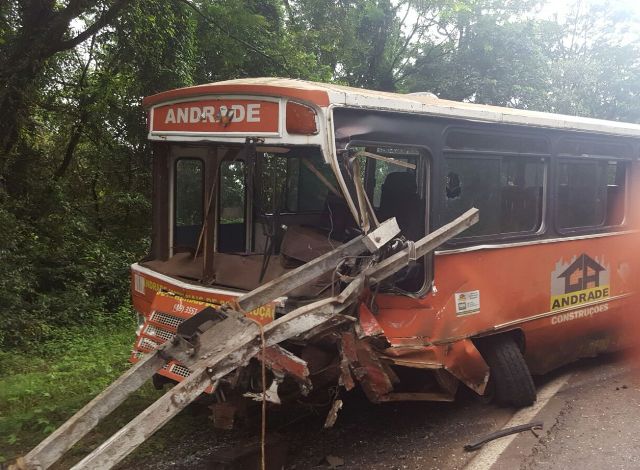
[0,306,158,464]
[0,189,146,349]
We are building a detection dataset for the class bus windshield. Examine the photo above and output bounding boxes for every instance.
[144,144,358,294]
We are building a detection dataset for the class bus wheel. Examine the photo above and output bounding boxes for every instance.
[479,335,536,407]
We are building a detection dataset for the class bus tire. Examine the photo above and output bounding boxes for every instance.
[480,335,536,407]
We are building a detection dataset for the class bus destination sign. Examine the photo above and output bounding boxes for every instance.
[150,99,279,134]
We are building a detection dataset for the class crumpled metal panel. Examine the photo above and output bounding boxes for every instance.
[443,339,489,395]
[261,344,311,393]
[380,340,489,395]
[340,332,394,402]
[357,303,385,337]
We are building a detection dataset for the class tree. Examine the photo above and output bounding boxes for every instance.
[0,0,129,163]
[539,1,640,121]
[3,0,640,349]
[284,0,422,91]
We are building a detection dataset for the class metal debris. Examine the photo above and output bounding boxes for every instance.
[323,399,344,429]
[464,421,544,452]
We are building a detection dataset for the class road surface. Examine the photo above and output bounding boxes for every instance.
[132,350,639,469]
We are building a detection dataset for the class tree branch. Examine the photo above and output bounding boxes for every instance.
[52,0,129,53]
[176,0,293,75]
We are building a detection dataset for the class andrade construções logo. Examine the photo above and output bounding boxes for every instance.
[550,254,610,310]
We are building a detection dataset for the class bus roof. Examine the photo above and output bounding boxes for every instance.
[143,77,640,138]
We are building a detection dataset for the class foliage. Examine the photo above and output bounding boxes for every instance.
[1,0,640,347]
[0,305,214,466]
[0,188,146,348]
[0,307,141,463]
[1,0,640,463]
[537,2,640,120]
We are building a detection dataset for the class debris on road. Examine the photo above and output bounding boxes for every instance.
[14,209,479,470]
[324,399,344,428]
[323,455,345,468]
[464,421,544,451]
[206,434,288,470]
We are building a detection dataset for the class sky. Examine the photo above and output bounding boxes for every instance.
[535,0,640,45]
[537,0,640,21]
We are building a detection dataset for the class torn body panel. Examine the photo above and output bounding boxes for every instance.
[340,332,394,402]
[130,209,488,410]
[380,339,489,396]
[338,330,488,402]
[260,345,311,393]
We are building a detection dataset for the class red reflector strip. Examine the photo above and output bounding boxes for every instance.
[286,101,318,135]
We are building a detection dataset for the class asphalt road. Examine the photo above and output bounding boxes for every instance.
[500,352,640,470]
[133,350,640,470]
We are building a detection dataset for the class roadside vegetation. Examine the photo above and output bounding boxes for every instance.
[2,0,640,463]
[0,305,217,466]
[0,308,138,463]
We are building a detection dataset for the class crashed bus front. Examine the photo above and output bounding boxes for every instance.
[128,79,480,423]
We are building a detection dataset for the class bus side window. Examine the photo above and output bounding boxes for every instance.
[359,146,426,292]
[444,156,545,238]
[372,160,415,209]
[174,158,204,251]
[356,147,423,240]
[556,160,611,230]
[606,161,627,226]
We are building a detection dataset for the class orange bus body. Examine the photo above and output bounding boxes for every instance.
[130,78,640,411]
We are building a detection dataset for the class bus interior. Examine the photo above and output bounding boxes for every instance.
[141,143,428,299]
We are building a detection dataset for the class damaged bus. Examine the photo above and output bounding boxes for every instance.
[131,78,639,422]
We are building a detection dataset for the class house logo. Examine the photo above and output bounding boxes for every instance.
[550,254,610,310]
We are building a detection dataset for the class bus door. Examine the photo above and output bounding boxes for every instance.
[170,145,209,257]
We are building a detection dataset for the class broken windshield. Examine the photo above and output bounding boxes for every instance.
[258,148,339,215]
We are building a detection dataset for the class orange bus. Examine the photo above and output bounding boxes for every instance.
[130,78,639,420]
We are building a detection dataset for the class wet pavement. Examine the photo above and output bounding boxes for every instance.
[132,351,640,470]
[505,353,640,470]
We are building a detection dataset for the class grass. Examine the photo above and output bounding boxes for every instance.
[0,305,240,469]
[0,307,163,465]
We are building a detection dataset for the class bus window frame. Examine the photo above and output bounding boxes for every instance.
[439,126,552,246]
[444,128,552,155]
[556,137,634,160]
[345,141,430,207]
[345,139,433,296]
[553,154,631,236]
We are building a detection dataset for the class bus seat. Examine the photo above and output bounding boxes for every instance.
[378,172,423,240]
